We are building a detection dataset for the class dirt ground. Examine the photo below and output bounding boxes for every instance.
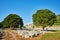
[2,29,42,40]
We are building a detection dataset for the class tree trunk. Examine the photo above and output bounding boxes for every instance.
[42,26,44,30]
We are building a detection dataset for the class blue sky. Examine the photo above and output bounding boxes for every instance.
[0,0,60,25]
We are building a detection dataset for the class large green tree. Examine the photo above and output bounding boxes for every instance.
[32,9,56,30]
[54,15,60,25]
[0,22,3,28]
[2,14,23,29]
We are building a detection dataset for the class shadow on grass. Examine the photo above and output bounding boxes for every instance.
[41,30,57,32]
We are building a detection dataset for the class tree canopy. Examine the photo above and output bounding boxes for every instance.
[54,15,60,25]
[2,14,23,29]
[0,22,3,28]
[32,9,56,30]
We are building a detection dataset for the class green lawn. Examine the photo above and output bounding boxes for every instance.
[41,31,60,40]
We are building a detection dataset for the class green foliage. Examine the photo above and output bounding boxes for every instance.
[0,22,3,28]
[32,9,56,30]
[54,15,60,25]
[2,14,23,28]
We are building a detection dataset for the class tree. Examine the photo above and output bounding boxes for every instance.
[54,15,60,25]
[0,22,3,28]
[2,14,23,29]
[32,9,56,30]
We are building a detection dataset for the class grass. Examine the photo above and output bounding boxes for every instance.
[41,31,60,40]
